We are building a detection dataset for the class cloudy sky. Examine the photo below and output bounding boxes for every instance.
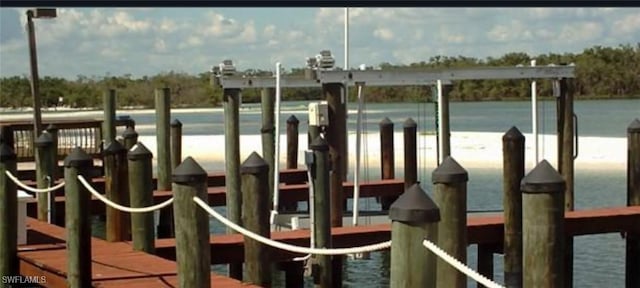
[1,7,639,79]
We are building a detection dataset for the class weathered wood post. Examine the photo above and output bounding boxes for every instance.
[261,88,276,202]
[0,143,18,277]
[627,118,640,288]
[122,126,139,150]
[171,119,183,170]
[35,131,55,222]
[324,82,346,228]
[310,136,332,288]
[440,85,452,161]
[103,89,117,145]
[503,126,525,288]
[128,142,155,253]
[404,118,418,189]
[0,125,14,148]
[521,160,565,287]
[223,87,243,279]
[64,147,94,288]
[286,115,299,169]
[477,245,495,288]
[156,87,174,238]
[46,124,62,225]
[389,183,440,288]
[433,156,468,288]
[380,117,396,210]
[172,157,210,288]
[104,141,130,242]
[241,152,272,286]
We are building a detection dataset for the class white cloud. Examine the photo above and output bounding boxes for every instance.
[613,13,640,35]
[373,27,394,41]
[154,38,167,53]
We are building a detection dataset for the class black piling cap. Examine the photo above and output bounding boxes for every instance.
[46,123,58,132]
[389,183,440,223]
[171,119,183,128]
[503,126,524,142]
[127,142,153,160]
[521,160,565,194]
[379,117,393,128]
[64,147,94,168]
[103,140,126,155]
[403,117,417,128]
[310,136,329,151]
[122,126,138,139]
[34,132,53,148]
[432,156,468,184]
[287,115,299,124]
[240,152,269,174]
[172,156,207,184]
[0,143,16,162]
[628,118,640,133]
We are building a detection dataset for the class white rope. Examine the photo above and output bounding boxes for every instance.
[77,175,173,213]
[194,196,391,255]
[422,239,504,288]
[5,170,65,193]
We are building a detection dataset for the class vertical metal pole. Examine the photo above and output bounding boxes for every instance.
[531,60,539,165]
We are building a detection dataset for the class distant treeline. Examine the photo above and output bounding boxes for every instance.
[1,44,638,109]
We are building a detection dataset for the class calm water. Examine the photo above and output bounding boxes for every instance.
[97,99,637,287]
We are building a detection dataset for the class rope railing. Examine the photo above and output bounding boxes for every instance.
[193,196,391,255]
[422,239,505,288]
[5,170,65,193]
[77,175,173,213]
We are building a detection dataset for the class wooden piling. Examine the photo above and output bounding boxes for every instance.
[64,147,94,288]
[477,244,495,287]
[0,125,15,148]
[440,85,451,160]
[310,136,332,288]
[171,119,183,170]
[280,261,304,287]
[0,143,18,277]
[104,141,130,242]
[286,115,299,169]
[403,118,417,189]
[155,87,174,238]
[503,126,525,288]
[389,183,440,288]
[103,89,117,145]
[627,118,640,288]
[521,160,565,287]
[34,132,55,222]
[223,87,243,280]
[172,157,210,288]
[380,117,396,210]
[261,88,276,202]
[433,156,468,288]
[46,124,61,225]
[241,152,272,286]
[128,142,155,253]
[122,126,139,150]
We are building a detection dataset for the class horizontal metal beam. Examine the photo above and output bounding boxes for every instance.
[220,76,320,89]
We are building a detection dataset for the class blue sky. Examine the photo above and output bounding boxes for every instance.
[1,7,639,79]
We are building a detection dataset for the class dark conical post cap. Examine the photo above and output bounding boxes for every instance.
[628,118,640,133]
[380,117,393,128]
[46,124,58,132]
[432,156,468,184]
[503,126,524,142]
[171,119,183,127]
[521,160,565,194]
[240,152,269,174]
[0,143,17,162]
[34,132,53,148]
[287,115,299,124]
[389,183,440,223]
[127,142,153,160]
[122,126,138,139]
[404,118,417,128]
[64,147,94,168]
[310,136,329,151]
[172,156,207,184]
[103,140,126,155]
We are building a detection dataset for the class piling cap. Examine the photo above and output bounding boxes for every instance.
[103,140,126,155]
[520,160,565,193]
[171,119,183,127]
[628,118,640,133]
[127,142,153,160]
[310,136,329,151]
[379,117,393,128]
[240,152,269,174]
[432,156,468,184]
[172,156,207,184]
[46,123,58,132]
[0,143,17,162]
[389,183,440,223]
[122,126,138,139]
[64,147,94,168]
[503,126,524,142]
[287,115,299,124]
[403,117,417,128]
[34,132,53,148]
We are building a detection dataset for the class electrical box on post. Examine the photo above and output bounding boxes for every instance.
[308,101,329,127]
